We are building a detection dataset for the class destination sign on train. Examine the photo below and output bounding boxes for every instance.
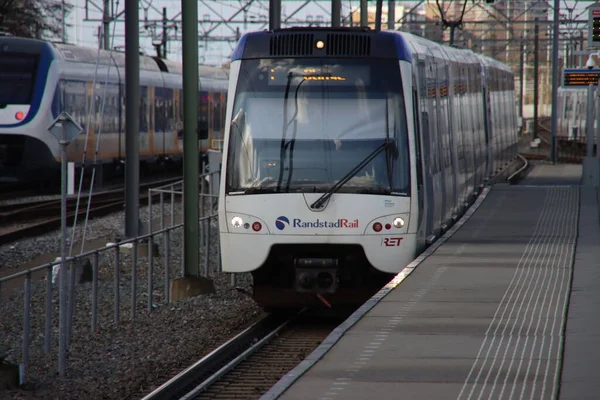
[266,65,370,86]
[563,69,600,87]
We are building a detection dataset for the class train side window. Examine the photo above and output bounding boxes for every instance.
[63,80,87,130]
[139,86,148,132]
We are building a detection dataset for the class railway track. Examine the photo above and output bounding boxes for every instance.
[140,308,352,400]
[0,184,38,203]
[0,177,182,246]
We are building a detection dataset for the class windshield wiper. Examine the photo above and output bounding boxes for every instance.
[276,73,306,193]
[310,140,393,209]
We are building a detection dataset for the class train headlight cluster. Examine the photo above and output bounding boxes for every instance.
[372,216,405,232]
[230,216,263,232]
[393,217,405,228]
[231,216,243,228]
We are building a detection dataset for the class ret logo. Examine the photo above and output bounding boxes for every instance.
[275,216,290,231]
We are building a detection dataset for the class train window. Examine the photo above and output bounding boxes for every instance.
[199,91,209,131]
[0,53,38,105]
[139,87,148,132]
[62,80,87,130]
[227,57,410,195]
[51,86,61,119]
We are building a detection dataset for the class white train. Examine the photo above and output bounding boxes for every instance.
[0,35,229,184]
[218,27,518,309]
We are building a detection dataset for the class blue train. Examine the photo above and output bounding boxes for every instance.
[0,36,229,183]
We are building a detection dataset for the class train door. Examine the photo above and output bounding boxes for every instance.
[152,71,167,161]
[433,57,448,232]
[443,61,458,222]
[499,71,508,166]
[173,88,183,153]
[210,92,226,151]
[148,86,155,157]
[426,55,444,238]
[481,65,493,181]
[139,86,150,156]
[198,90,210,153]
[416,57,436,243]
[413,63,427,251]
[458,64,472,208]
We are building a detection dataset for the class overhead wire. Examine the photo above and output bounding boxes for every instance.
[68,0,121,256]
[78,0,122,255]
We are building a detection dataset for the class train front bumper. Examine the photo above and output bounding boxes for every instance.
[219,232,417,274]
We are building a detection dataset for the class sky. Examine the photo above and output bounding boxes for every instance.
[67,0,595,66]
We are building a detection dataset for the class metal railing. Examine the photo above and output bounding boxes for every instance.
[0,168,222,383]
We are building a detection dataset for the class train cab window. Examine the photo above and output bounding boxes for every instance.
[0,53,38,105]
[226,58,411,196]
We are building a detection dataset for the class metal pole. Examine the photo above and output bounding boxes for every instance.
[103,0,111,50]
[586,84,595,158]
[182,0,199,277]
[162,7,168,59]
[596,86,600,159]
[360,0,368,27]
[269,0,281,30]
[519,40,525,124]
[549,0,560,164]
[533,21,539,139]
[331,0,341,28]
[58,139,68,377]
[62,0,67,42]
[375,0,383,31]
[449,24,456,46]
[388,1,395,30]
[125,0,140,238]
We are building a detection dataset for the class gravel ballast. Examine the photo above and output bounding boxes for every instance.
[0,199,265,399]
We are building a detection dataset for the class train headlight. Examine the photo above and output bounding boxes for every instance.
[231,216,243,228]
[15,111,24,121]
[393,217,405,228]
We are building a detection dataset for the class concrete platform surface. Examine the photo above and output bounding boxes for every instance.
[262,164,592,400]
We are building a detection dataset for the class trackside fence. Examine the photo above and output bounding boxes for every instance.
[0,168,223,383]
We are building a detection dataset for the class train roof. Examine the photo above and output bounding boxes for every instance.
[52,42,162,71]
[231,27,411,62]
[231,27,510,72]
[0,36,228,78]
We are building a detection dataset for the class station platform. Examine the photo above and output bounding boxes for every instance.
[262,162,600,400]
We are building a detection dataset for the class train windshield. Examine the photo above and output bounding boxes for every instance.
[226,58,410,196]
[0,53,38,105]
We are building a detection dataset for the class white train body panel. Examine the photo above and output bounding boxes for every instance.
[222,194,415,274]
